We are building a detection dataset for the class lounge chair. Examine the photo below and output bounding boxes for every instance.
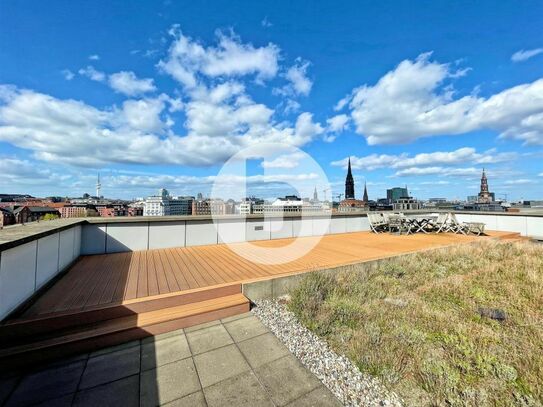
[433,213,451,233]
[368,213,387,233]
[465,222,486,236]
[449,213,470,234]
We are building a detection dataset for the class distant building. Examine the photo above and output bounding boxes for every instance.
[59,204,98,218]
[393,197,422,211]
[239,197,264,215]
[337,199,368,212]
[143,189,193,216]
[11,206,60,223]
[477,169,494,203]
[338,159,368,212]
[467,195,478,203]
[362,182,369,203]
[345,158,355,199]
[263,195,326,213]
[428,198,447,203]
[0,207,15,227]
[387,187,409,203]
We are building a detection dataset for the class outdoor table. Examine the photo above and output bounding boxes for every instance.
[405,215,438,234]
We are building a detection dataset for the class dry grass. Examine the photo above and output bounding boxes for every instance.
[288,240,543,406]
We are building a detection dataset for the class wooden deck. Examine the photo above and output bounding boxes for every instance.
[22,231,512,318]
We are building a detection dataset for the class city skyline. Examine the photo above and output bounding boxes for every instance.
[1,1,542,200]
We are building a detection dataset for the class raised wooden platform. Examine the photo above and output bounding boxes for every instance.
[20,230,512,318]
[0,230,517,369]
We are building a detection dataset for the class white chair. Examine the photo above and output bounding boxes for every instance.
[433,213,451,233]
[449,213,470,234]
[368,213,387,233]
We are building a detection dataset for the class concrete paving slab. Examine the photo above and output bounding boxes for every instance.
[220,311,253,323]
[6,360,85,406]
[163,391,206,406]
[89,339,140,358]
[73,375,139,407]
[254,355,321,406]
[141,328,184,345]
[141,333,191,371]
[193,344,250,388]
[186,324,233,355]
[286,386,342,406]
[140,358,200,407]
[223,315,268,342]
[184,320,220,333]
[204,370,274,407]
[238,332,290,369]
[79,345,140,389]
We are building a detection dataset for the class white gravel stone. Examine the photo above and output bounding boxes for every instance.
[252,298,404,407]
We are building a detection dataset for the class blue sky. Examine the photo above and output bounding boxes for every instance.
[1,0,542,201]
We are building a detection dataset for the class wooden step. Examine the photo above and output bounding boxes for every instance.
[0,283,242,344]
[0,293,250,371]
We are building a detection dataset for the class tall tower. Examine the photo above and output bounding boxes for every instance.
[345,158,355,199]
[362,181,369,203]
[478,168,491,203]
[96,173,101,198]
[313,186,318,202]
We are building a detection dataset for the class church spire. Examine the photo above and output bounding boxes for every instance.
[345,157,355,199]
[363,181,368,202]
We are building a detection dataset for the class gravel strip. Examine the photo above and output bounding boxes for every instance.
[252,298,403,407]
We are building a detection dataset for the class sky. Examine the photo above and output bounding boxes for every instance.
[0,0,542,201]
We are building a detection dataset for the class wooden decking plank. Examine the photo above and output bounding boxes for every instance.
[182,247,219,286]
[157,249,183,292]
[146,251,160,296]
[123,251,140,300]
[137,250,149,299]
[19,231,500,318]
[101,252,131,305]
[174,248,210,287]
[167,248,199,290]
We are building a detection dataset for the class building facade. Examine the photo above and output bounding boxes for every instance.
[143,189,194,216]
[387,187,409,203]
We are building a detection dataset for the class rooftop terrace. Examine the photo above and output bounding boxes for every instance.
[0,212,539,405]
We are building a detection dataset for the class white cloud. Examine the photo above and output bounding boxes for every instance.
[261,152,305,169]
[331,147,516,171]
[285,59,312,96]
[347,52,543,145]
[334,93,353,111]
[78,65,106,82]
[511,48,543,62]
[0,85,324,167]
[88,54,100,61]
[158,27,280,88]
[326,114,349,133]
[394,167,480,177]
[108,71,157,96]
[61,69,75,81]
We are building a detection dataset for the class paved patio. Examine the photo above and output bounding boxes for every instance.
[0,312,341,407]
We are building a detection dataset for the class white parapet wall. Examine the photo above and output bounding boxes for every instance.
[0,224,81,320]
[80,215,371,255]
[455,213,543,238]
